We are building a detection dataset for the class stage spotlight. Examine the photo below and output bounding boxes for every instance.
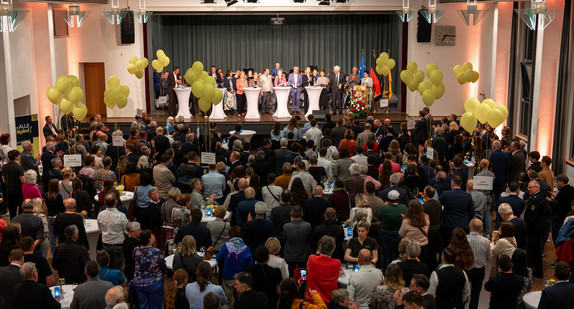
[318,0,330,5]
[243,0,259,3]
[226,0,238,7]
[201,0,217,3]
[335,0,348,2]
[293,0,306,3]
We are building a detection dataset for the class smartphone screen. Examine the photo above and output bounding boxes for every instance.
[207,208,212,216]
[300,269,308,281]
[54,286,60,298]
[347,227,353,237]
[417,198,424,204]
[354,264,359,272]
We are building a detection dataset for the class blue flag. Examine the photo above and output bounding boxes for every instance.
[359,51,366,77]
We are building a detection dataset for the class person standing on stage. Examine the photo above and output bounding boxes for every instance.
[210,66,222,86]
[274,70,288,87]
[316,70,329,110]
[167,66,182,117]
[362,71,374,111]
[288,66,303,114]
[224,70,237,113]
[347,67,361,90]
[271,62,283,77]
[236,72,248,118]
[260,68,274,114]
[329,65,346,115]
[302,66,315,113]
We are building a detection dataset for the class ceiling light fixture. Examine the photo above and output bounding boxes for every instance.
[103,0,127,25]
[457,0,488,26]
[515,0,560,30]
[396,0,415,22]
[133,0,152,23]
[419,0,443,24]
[0,0,28,32]
[58,2,90,28]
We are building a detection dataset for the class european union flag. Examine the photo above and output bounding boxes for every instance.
[359,51,366,77]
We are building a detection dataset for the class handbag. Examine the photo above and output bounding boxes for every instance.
[128,186,139,220]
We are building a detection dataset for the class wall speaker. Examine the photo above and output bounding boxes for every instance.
[416,11,432,43]
[120,10,134,45]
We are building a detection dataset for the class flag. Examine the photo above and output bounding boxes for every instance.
[371,51,381,98]
[359,50,366,77]
[387,70,393,99]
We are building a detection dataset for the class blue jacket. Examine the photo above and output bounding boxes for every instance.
[496,194,526,217]
[556,219,574,244]
[490,150,509,185]
[439,188,474,230]
[216,242,252,280]
[99,266,126,286]
[236,199,259,228]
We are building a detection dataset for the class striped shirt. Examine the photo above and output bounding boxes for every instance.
[466,232,492,269]
[96,168,117,191]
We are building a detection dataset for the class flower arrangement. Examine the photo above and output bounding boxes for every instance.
[349,89,369,119]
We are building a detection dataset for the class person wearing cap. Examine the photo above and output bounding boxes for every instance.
[377,189,408,270]
[549,174,574,246]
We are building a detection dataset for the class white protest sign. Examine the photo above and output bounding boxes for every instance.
[112,135,124,146]
[380,99,389,108]
[473,176,494,190]
[201,152,216,165]
[407,120,415,130]
[63,154,82,167]
[426,147,434,160]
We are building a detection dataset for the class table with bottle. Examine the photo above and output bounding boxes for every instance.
[50,279,75,309]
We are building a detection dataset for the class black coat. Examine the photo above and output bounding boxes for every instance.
[0,264,22,309]
[12,280,61,309]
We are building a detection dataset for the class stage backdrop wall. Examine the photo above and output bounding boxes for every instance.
[151,13,399,92]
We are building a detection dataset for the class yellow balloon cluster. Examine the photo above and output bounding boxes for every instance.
[184,61,224,113]
[460,97,508,132]
[375,52,396,77]
[127,56,148,79]
[453,62,479,85]
[152,50,171,73]
[104,76,130,110]
[400,62,445,107]
[46,75,88,121]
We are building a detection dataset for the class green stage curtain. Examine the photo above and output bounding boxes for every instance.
[151,13,399,91]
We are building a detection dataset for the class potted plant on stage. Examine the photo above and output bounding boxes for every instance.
[349,86,369,119]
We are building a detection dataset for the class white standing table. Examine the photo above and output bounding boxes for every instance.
[228,130,257,143]
[523,291,541,309]
[244,87,261,120]
[84,219,100,259]
[174,87,192,120]
[50,284,77,309]
[273,87,292,118]
[211,88,227,120]
[305,86,323,117]
[165,253,218,270]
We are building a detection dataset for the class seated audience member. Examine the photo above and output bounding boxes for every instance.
[344,220,379,265]
[329,289,359,309]
[232,271,269,309]
[484,254,524,309]
[105,286,126,309]
[12,262,60,309]
[347,249,383,308]
[70,260,114,309]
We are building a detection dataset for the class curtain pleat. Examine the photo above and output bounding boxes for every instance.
[151,13,399,91]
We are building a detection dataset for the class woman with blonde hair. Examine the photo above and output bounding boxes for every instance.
[369,264,405,309]
[31,198,49,257]
[387,139,401,161]
[173,235,203,282]
[349,194,372,225]
[265,237,289,279]
[59,167,75,199]
[399,200,430,263]
[22,170,42,201]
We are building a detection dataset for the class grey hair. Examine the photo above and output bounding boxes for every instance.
[389,173,401,186]
[256,150,265,161]
[23,169,37,184]
[20,262,37,280]
[333,65,341,71]
[469,218,483,231]
[331,289,349,304]
[22,141,32,149]
[434,127,441,136]
[498,203,513,215]
[105,286,125,307]
[492,140,501,150]
[245,187,255,199]
[280,138,288,147]
[436,171,446,181]
[126,221,141,232]
[254,202,267,215]
[233,139,242,150]
[529,180,540,188]
[46,141,56,151]
[140,146,149,155]
[186,133,194,143]
[156,127,164,134]
[406,242,421,257]
[349,163,362,176]
[51,157,61,168]
[354,208,368,221]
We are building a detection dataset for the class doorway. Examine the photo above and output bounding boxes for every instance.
[84,63,106,117]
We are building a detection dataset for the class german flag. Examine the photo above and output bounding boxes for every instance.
[371,50,382,98]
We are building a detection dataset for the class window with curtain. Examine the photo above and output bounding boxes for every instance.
[150,13,400,92]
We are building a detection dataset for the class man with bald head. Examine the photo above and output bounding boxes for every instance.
[303,185,333,229]
[236,187,260,228]
[229,178,248,226]
[54,198,90,251]
[348,249,384,308]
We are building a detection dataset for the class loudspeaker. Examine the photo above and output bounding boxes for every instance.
[417,11,432,43]
[120,10,135,45]
[312,110,329,120]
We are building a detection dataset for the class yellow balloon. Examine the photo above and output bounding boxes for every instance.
[185,70,197,85]
[380,66,390,77]
[68,86,84,103]
[462,62,473,71]
[380,52,389,62]
[212,89,224,105]
[118,85,130,97]
[68,75,80,87]
[487,108,504,128]
[475,103,491,124]
[497,104,509,120]
[135,70,144,79]
[162,57,170,67]
[204,76,216,87]
[156,50,165,58]
[107,76,120,88]
[202,86,215,101]
[425,63,438,78]
[59,98,74,115]
[464,70,474,83]
[432,84,445,99]
[418,81,433,94]
[47,86,62,104]
[453,65,464,76]
[192,81,204,97]
[430,70,443,86]
[72,103,88,121]
[192,61,204,73]
[56,76,72,95]
[136,59,147,71]
[482,98,496,108]
[407,80,419,92]
[422,90,435,107]
[387,59,396,70]
[406,62,418,74]
[460,112,478,133]
[104,97,115,109]
[470,71,479,83]
[116,95,128,109]
[199,71,209,80]
[376,58,385,68]
[400,70,412,83]
[457,73,467,85]
[127,64,138,75]
[199,98,212,113]
[151,60,162,72]
[129,56,138,64]
[413,70,425,84]
[464,98,480,113]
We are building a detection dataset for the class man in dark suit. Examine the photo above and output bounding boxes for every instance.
[12,261,61,309]
[20,141,40,174]
[0,249,25,309]
[167,66,182,116]
[228,151,243,174]
[302,185,333,229]
[312,208,345,261]
[273,138,293,175]
[251,151,273,185]
[508,141,525,183]
[498,203,528,250]
[256,138,274,163]
[409,274,436,309]
[439,175,474,248]
[495,181,525,229]
[42,115,58,139]
[52,225,91,284]
[243,202,275,253]
[174,207,212,249]
[270,191,294,239]
[328,65,346,114]
[288,66,303,113]
[490,140,509,200]
[414,110,428,147]
[229,178,248,226]
[538,261,574,309]
[380,173,410,205]
[524,180,549,278]
[61,113,77,135]
[152,127,171,160]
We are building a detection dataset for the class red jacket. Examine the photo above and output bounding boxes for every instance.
[306,254,341,304]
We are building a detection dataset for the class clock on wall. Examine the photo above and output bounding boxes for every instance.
[435,26,456,46]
